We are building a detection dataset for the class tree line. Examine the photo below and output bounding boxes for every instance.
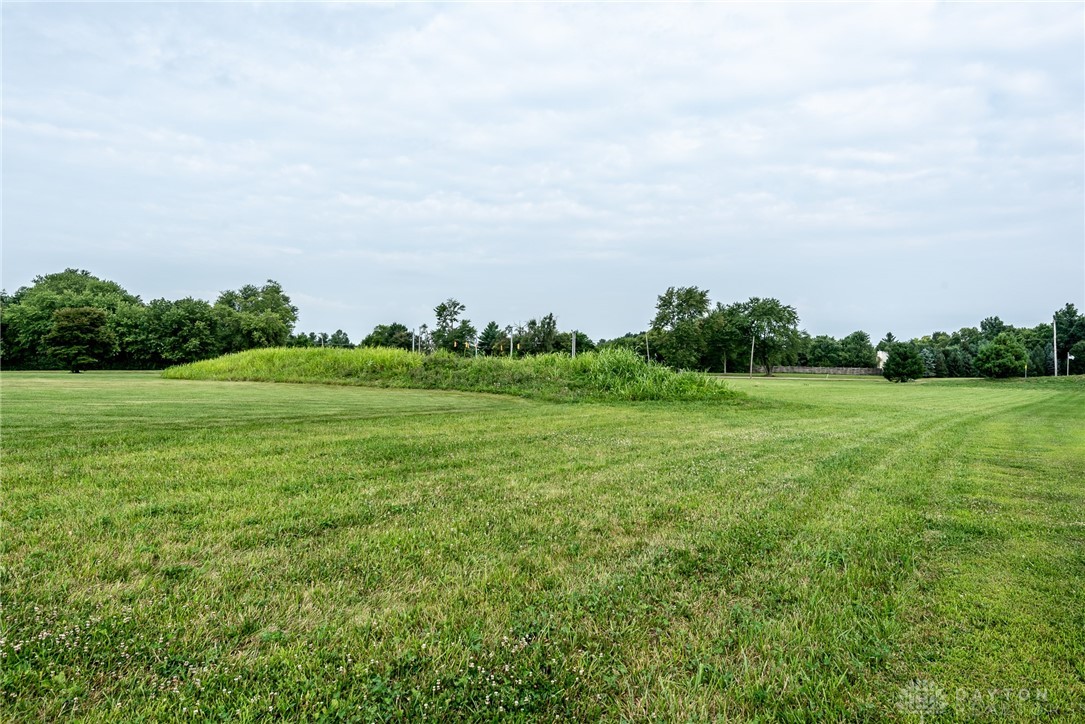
[2,270,1082,379]
[617,286,1084,381]
[1,269,305,371]
[360,299,596,358]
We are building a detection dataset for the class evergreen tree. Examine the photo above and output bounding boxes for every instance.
[1027,345,1049,376]
[933,348,948,378]
[974,332,1027,378]
[477,321,502,355]
[882,342,925,383]
[1069,341,1085,375]
[876,332,896,351]
[1054,303,1084,363]
[918,347,937,377]
[942,346,971,377]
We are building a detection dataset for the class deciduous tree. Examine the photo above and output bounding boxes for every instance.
[518,314,559,355]
[651,287,710,370]
[141,298,219,365]
[806,335,842,367]
[433,298,467,352]
[980,316,1007,340]
[556,330,596,355]
[44,307,114,373]
[739,297,800,375]
[1,269,139,368]
[215,281,298,327]
[839,331,877,367]
[328,330,353,348]
[214,280,298,351]
[702,303,747,372]
[651,286,710,331]
[362,323,412,350]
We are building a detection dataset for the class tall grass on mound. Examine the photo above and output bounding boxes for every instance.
[163,346,422,385]
[163,347,738,402]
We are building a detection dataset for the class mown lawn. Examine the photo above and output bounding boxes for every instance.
[2,371,1082,721]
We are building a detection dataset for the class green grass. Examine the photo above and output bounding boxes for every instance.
[2,371,1082,721]
[715,372,882,381]
[163,347,738,403]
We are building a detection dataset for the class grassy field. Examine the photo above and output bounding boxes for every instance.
[2,371,1083,721]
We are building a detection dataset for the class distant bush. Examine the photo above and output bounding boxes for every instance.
[162,347,739,403]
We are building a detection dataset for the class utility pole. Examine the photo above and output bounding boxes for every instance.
[644,332,650,362]
[1053,316,1058,376]
[571,329,577,358]
[748,327,756,378]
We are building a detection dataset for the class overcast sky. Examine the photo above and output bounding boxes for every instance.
[3,2,1083,341]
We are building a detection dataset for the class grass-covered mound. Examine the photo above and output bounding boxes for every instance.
[162,346,739,402]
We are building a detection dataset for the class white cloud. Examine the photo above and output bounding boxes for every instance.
[2,2,1081,340]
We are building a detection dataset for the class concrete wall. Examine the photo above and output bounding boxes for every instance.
[769,366,882,376]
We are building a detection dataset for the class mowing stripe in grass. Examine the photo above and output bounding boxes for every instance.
[2,372,1081,721]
